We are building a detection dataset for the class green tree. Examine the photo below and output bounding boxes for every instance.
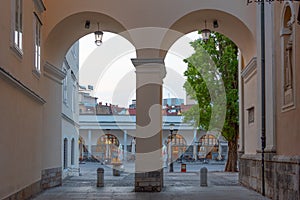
[183,32,239,172]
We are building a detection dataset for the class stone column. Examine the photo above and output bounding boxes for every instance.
[238,50,245,158]
[88,130,92,158]
[264,4,276,154]
[132,58,166,192]
[193,129,197,160]
[123,130,127,161]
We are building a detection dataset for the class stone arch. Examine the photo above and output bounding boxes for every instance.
[95,134,120,163]
[165,133,187,161]
[166,133,187,145]
[162,9,256,64]
[281,2,297,28]
[44,11,132,69]
[198,134,219,160]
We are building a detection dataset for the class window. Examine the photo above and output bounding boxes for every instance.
[72,85,76,112]
[12,0,23,52]
[71,138,75,165]
[63,69,68,104]
[63,138,68,169]
[34,13,42,72]
[247,107,255,124]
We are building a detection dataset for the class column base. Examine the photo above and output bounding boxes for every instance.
[135,169,163,192]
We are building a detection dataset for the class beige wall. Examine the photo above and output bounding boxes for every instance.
[242,61,258,155]
[274,2,300,156]
[0,1,46,198]
[0,77,43,199]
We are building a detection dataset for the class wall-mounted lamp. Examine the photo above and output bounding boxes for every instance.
[94,22,104,46]
[85,20,90,29]
[201,20,211,42]
[213,20,219,28]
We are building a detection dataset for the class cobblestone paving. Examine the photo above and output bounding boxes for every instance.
[31,162,270,200]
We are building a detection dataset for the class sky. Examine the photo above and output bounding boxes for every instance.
[79,31,199,107]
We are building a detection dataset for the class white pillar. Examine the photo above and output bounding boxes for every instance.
[264,4,276,153]
[193,129,197,160]
[238,49,245,153]
[123,130,127,161]
[88,130,92,158]
[132,58,166,191]
[132,58,166,173]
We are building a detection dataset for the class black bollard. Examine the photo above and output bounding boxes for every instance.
[97,168,104,187]
[200,167,208,187]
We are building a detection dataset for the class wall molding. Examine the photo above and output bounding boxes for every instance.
[241,57,257,79]
[33,0,46,13]
[62,113,80,128]
[44,62,66,84]
[131,58,165,66]
[0,67,46,105]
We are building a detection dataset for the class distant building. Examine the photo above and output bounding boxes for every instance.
[128,100,136,115]
[162,105,182,116]
[96,102,128,115]
[162,98,195,116]
[61,42,80,178]
[78,91,127,115]
[79,91,97,114]
[163,98,184,107]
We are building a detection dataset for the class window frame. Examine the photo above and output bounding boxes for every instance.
[63,69,68,104]
[33,12,42,73]
[11,0,23,56]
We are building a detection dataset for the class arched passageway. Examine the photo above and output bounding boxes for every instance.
[42,6,256,193]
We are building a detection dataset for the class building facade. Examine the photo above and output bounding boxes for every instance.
[61,42,80,178]
[0,0,299,199]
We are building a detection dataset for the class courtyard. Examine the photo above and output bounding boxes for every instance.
[31,162,270,200]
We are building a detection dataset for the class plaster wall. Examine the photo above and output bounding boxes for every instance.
[0,77,43,199]
[274,2,300,156]
[243,69,258,155]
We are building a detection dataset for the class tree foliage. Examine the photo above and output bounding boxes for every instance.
[183,32,239,171]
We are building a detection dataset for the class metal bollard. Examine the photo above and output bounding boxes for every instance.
[200,167,208,187]
[97,168,104,187]
[112,163,121,176]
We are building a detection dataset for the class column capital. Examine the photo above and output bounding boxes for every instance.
[131,58,164,66]
[131,58,166,80]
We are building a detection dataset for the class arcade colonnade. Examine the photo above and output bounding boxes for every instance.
[0,0,299,199]
[78,115,220,164]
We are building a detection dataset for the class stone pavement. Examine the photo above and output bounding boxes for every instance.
[31,162,270,200]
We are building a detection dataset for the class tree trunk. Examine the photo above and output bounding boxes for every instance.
[225,134,238,172]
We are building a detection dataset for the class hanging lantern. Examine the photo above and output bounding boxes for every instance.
[201,20,211,42]
[94,22,103,46]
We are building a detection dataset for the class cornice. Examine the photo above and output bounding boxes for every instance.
[0,67,46,105]
[33,0,46,13]
[44,62,66,84]
[62,113,80,128]
[241,57,257,79]
[131,58,165,67]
